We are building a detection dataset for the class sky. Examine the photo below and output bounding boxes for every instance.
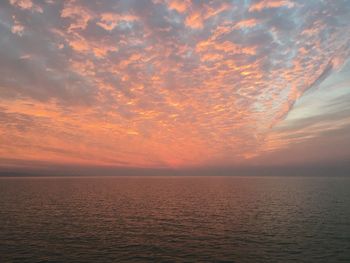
[0,0,350,173]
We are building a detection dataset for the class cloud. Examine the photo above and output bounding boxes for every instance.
[0,0,350,168]
[184,2,230,29]
[9,0,43,13]
[234,19,258,29]
[97,13,138,31]
[257,59,350,164]
[249,0,295,12]
[60,1,92,32]
[11,15,24,35]
[167,0,190,14]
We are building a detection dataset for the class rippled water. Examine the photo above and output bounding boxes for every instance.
[0,176,349,262]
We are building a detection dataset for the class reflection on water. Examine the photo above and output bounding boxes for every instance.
[0,176,349,262]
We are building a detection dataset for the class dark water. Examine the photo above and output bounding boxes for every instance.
[0,176,349,262]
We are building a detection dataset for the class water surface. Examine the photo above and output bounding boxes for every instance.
[0,176,349,262]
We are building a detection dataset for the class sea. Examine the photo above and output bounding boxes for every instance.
[0,176,349,262]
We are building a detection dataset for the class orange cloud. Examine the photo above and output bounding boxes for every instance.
[11,16,24,36]
[185,2,230,29]
[61,1,92,32]
[249,0,295,12]
[9,0,43,13]
[1,0,350,169]
[235,19,258,29]
[168,0,190,13]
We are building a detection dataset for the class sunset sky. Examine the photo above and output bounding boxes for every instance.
[0,0,350,172]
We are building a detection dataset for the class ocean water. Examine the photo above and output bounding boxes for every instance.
[0,176,349,262]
